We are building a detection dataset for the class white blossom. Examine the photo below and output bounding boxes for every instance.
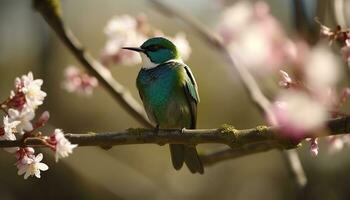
[218,1,293,73]
[18,72,47,109]
[101,15,145,66]
[217,1,253,43]
[1,116,20,141]
[52,129,78,162]
[305,45,341,92]
[8,107,35,134]
[104,15,138,37]
[17,153,49,179]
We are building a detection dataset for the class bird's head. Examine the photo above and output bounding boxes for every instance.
[123,37,180,69]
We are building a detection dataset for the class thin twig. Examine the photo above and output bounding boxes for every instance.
[32,0,152,128]
[282,150,307,188]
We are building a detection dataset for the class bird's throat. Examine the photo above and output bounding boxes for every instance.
[140,53,184,70]
[140,53,158,69]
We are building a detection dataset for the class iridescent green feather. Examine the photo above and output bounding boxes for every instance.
[137,61,203,174]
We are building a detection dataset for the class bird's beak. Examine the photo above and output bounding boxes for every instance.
[122,47,145,52]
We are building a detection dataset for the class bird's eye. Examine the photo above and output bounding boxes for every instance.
[147,45,162,51]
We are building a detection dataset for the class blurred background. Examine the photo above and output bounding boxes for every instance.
[1,0,350,199]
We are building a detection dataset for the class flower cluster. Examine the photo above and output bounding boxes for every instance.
[270,44,341,140]
[217,2,350,156]
[217,1,295,73]
[100,14,192,66]
[100,14,146,66]
[1,72,46,139]
[317,20,350,65]
[0,72,77,179]
[270,42,345,156]
[314,21,350,153]
[62,66,98,96]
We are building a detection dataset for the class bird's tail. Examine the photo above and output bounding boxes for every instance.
[170,144,185,170]
[169,144,204,174]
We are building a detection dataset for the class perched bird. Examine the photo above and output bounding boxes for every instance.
[123,37,204,174]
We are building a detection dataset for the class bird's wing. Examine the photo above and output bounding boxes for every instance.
[182,64,199,129]
[183,65,200,103]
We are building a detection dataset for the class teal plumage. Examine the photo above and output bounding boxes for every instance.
[123,37,204,174]
[137,62,195,128]
[137,61,203,174]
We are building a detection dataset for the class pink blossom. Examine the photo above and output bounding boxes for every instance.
[1,115,21,153]
[35,111,50,128]
[47,129,77,162]
[315,19,350,45]
[7,90,26,110]
[8,106,35,134]
[62,66,99,96]
[15,148,49,179]
[17,72,46,109]
[17,153,49,179]
[307,138,319,157]
[217,1,294,73]
[101,15,146,66]
[15,147,35,160]
[101,14,192,66]
[278,70,293,88]
[217,1,253,44]
[104,15,138,37]
[7,72,46,111]
[0,116,20,141]
[270,90,328,140]
[101,34,144,66]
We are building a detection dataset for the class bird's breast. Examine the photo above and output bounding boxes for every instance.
[137,66,190,127]
[138,69,176,106]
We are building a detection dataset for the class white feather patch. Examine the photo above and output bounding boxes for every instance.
[140,53,184,69]
[140,53,158,69]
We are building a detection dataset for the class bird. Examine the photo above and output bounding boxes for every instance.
[123,37,204,174]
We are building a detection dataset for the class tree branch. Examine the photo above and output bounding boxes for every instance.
[1,116,349,166]
[32,0,153,128]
